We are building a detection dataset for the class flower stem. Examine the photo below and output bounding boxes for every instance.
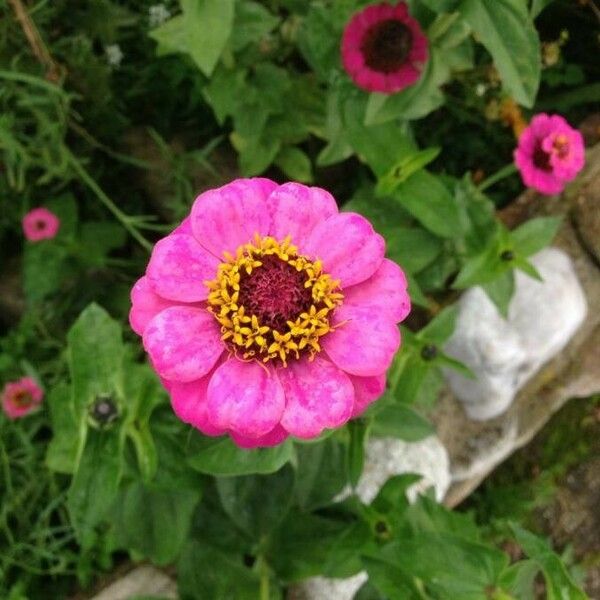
[258,556,270,600]
[68,152,153,252]
[477,163,518,192]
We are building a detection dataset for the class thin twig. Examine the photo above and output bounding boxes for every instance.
[8,0,64,82]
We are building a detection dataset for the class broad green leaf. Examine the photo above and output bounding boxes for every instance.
[498,559,539,599]
[78,221,126,267]
[231,1,279,52]
[23,241,69,303]
[362,553,423,600]
[67,303,124,414]
[178,541,260,600]
[385,226,443,274]
[376,147,441,196]
[371,404,434,442]
[294,438,347,510]
[68,428,123,549]
[275,146,313,182]
[114,480,201,565]
[187,435,293,476]
[405,271,430,308]
[46,383,82,474]
[393,171,464,238]
[417,305,458,343]
[510,216,562,257]
[459,0,541,107]
[269,513,371,581]
[481,270,515,317]
[149,15,188,55]
[510,524,587,600]
[216,465,295,537]
[234,133,281,176]
[530,0,555,18]
[181,0,235,76]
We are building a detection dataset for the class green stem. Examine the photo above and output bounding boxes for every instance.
[68,152,152,252]
[259,556,270,600]
[477,163,518,192]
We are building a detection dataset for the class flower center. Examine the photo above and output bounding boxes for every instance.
[206,235,343,365]
[552,134,569,158]
[35,219,46,231]
[13,391,33,407]
[533,144,552,171]
[361,19,413,74]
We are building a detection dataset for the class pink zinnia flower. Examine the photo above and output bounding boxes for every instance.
[514,113,585,195]
[341,2,428,94]
[22,207,60,241]
[1,377,44,419]
[130,179,410,448]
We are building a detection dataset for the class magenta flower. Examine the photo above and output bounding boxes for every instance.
[2,377,44,419]
[514,113,585,195]
[130,179,410,448]
[22,207,60,241]
[341,1,428,94]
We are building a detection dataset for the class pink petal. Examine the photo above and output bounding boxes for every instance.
[190,178,276,257]
[169,368,227,436]
[323,304,401,377]
[268,182,338,246]
[343,259,411,323]
[143,306,224,382]
[206,359,285,438]
[129,276,174,335]
[231,424,289,449]
[304,212,385,287]
[279,357,354,438]
[350,373,386,417]
[146,233,219,302]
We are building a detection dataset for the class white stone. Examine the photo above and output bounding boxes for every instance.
[444,248,587,420]
[296,572,368,600]
[337,435,451,504]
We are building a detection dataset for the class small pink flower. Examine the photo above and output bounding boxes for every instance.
[22,207,60,241]
[341,2,428,94]
[130,179,411,448]
[514,113,585,195]
[1,377,44,419]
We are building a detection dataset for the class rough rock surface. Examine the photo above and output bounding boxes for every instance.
[444,248,587,420]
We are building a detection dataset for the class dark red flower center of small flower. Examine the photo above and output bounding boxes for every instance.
[13,391,33,407]
[237,255,313,332]
[361,19,413,74]
[35,219,46,231]
[532,144,552,172]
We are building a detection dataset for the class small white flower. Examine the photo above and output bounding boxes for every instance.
[149,4,171,27]
[475,83,487,97]
[105,44,124,67]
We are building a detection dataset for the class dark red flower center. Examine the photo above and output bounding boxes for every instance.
[361,19,413,74]
[237,255,313,332]
[35,219,46,231]
[13,391,33,407]
[532,144,552,171]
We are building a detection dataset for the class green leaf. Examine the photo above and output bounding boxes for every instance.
[510,524,587,600]
[385,226,443,274]
[114,481,201,565]
[481,269,515,317]
[216,465,295,537]
[530,0,555,18]
[23,242,69,303]
[68,428,123,549]
[405,271,430,308]
[362,553,423,600]
[347,420,368,488]
[181,0,235,76]
[459,0,541,107]
[274,146,313,182]
[178,541,260,599]
[46,383,82,474]
[234,133,281,176]
[498,560,539,599]
[294,438,347,510]
[67,303,124,415]
[187,436,293,476]
[417,305,458,343]
[393,171,464,238]
[376,147,441,196]
[231,1,280,52]
[269,513,370,581]
[78,221,126,267]
[510,216,562,257]
[371,404,434,442]
[149,15,189,55]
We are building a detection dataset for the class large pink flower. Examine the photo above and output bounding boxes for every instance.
[514,113,585,195]
[130,179,411,448]
[341,2,428,94]
[1,377,44,419]
[22,207,60,241]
